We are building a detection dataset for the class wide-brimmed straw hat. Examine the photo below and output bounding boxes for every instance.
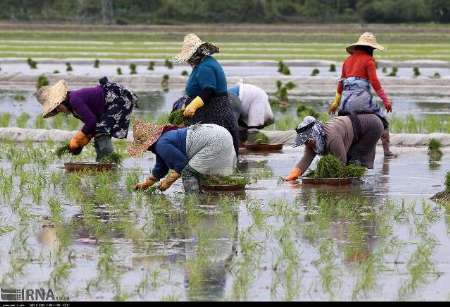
[127,120,167,158]
[35,80,68,118]
[174,33,217,63]
[346,32,385,54]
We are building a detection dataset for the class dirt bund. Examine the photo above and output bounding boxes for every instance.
[1,73,449,96]
[1,127,449,147]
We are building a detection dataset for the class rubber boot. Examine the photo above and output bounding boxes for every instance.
[94,134,114,162]
[181,166,201,193]
[381,129,397,158]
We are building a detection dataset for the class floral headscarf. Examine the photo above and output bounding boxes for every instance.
[294,116,326,154]
[187,43,219,67]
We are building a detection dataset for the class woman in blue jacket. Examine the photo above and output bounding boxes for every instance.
[174,33,239,155]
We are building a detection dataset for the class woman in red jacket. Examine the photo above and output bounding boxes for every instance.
[328,32,396,158]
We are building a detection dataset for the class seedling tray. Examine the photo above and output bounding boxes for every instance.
[64,162,117,172]
[245,143,283,152]
[301,177,357,186]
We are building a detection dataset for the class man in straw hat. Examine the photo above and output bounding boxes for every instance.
[328,32,396,158]
[35,77,137,161]
[173,33,240,156]
[283,114,384,181]
[129,120,236,193]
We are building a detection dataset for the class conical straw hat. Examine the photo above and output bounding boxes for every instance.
[35,80,68,118]
[174,33,217,63]
[127,120,166,158]
[346,32,385,54]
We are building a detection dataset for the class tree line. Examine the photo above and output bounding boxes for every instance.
[0,0,449,24]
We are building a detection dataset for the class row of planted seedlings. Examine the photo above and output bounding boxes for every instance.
[1,139,449,300]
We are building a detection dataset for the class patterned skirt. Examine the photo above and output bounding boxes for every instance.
[186,94,240,155]
[95,77,138,139]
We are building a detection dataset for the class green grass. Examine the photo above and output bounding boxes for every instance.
[1,25,450,60]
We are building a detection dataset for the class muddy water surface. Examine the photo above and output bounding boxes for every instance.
[0,142,449,301]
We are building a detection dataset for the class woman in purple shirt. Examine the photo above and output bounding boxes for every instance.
[36,77,137,161]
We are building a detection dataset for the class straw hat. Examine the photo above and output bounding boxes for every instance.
[127,120,166,158]
[174,33,216,63]
[346,32,385,54]
[35,80,69,118]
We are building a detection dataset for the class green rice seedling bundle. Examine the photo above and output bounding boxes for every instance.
[0,113,11,127]
[306,154,366,179]
[16,112,30,128]
[277,60,291,75]
[117,67,122,75]
[329,64,336,72]
[413,67,420,77]
[55,144,71,158]
[66,62,73,71]
[164,59,173,69]
[129,63,137,74]
[388,66,398,77]
[94,59,100,68]
[148,61,155,70]
[168,109,186,126]
[297,104,320,119]
[200,173,250,187]
[181,70,189,76]
[310,68,320,76]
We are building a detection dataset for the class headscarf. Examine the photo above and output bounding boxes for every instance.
[187,43,219,67]
[294,116,326,154]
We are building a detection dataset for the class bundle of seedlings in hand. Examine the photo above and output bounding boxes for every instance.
[55,144,71,158]
[168,109,186,126]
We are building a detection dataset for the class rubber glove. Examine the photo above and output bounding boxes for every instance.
[135,175,158,191]
[68,130,91,154]
[283,167,302,181]
[183,96,204,118]
[328,92,341,114]
[158,170,181,191]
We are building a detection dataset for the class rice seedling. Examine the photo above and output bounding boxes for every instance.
[161,74,169,92]
[428,138,443,160]
[312,238,339,299]
[329,63,336,72]
[34,116,47,129]
[388,66,398,77]
[413,67,420,77]
[15,112,30,128]
[116,67,122,75]
[297,104,320,119]
[98,152,123,164]
[13,93,26,101]
[164,59,173,69]
[27,57,37,69]
[51,113,65,129]
[29,173,47,204]
[181,70,189,76]
[50,170,62,189]
[0,224,14,236]
[431,72,441,79]
[65,62,73,72]
[277,60,291,75]
[0,169,13,202]
[310,68,320,76]
[446,172,450,193]
[382,66,387,73]
[273,80,296,106]
[36,74,49,89]
[94,59,100,68]
[147,61,155,70]
[53,70,60,74]
[129,63,137,74]
[167,109,186,126]
[66,116,80,130]
[0,112,11,127]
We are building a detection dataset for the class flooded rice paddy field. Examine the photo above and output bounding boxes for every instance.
[1,90,450,133]
[0,139,449,301]
[0,61,450,79]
